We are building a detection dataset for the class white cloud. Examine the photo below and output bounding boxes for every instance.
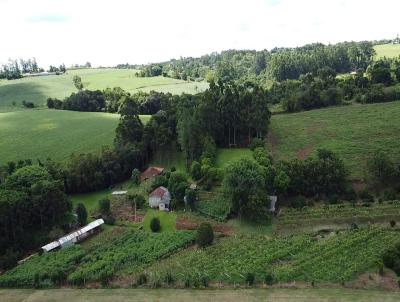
[0,0,399,68]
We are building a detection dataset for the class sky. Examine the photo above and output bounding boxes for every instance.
[0,0,399,68]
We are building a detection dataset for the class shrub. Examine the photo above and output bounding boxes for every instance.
[245,272,255,285]
[136,273,147,285]
[383,190,397,201]
[264,272,274,285]
[350,222,358,230]
[98,198,111,215]
[290,195,307,209]
[131,168,141,185]
[164,272,174,285]
[190,161,202,181]
[196,223,214,247]
[250,138,265,151]
[76,203,87,226]
[390,220,396,228]
[359,190,374,203]
[343,187,357,201]
[327,194,339,204]
[150,217,160,232]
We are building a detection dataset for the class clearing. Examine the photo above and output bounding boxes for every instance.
[374,43,400,59]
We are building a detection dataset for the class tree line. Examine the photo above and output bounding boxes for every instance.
[0,58,67,80]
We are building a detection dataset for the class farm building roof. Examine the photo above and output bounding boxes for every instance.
[41,219,104,252]
[149,186,169,198]
[111,190,128,195]
[141,166,164,180]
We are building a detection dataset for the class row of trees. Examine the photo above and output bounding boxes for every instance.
[131,42,375,83]
[0,58,67,80]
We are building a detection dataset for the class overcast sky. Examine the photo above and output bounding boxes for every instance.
[0,0,399,68]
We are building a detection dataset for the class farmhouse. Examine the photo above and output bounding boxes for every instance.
[149,186,171,211]
[41,219,104,252]
[141,166,164,181]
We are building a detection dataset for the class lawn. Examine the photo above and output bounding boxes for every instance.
[1,288,400,302]
[143,209,177,232]
[267,102,400,179]
[0,68,208,109]
[215,148,252,168]
[374,43,400,59]
[0,109,150,164]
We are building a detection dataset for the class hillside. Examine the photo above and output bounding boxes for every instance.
[0,68,208,110]
[0,109,142,164]
[374,43,400,59]
[267,102,400,179]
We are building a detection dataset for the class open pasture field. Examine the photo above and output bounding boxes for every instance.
[267,102,400,179]
[2,288,400,302]
[0,68,208,109]
[374,43,400,59]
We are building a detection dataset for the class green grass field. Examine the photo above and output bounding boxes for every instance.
[0,109,150,165]
[142,209,177,232]
[267,102,400,179]
[0,68,208,109]
[1,288,400,302]
[374,44,400,59]
[215,148,252,168]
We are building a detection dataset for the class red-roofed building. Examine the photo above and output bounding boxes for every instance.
[149,186,171,211]
[141,166,164,181]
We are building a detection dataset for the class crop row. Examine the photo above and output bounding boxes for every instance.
[143,227,400,285]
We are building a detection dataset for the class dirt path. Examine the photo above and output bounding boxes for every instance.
[1,288,400,302]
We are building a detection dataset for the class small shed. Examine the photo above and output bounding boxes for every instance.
[111,190,128,196]
[141,166,164,181]
[149,186,171,210]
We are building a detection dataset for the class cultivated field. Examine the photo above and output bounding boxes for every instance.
[0,68,208,109]
[267,102,400,179]
[374,43,400,59]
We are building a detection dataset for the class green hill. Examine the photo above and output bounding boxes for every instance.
[374,43,400,59]
[267,102,400,179]
[0,68,208,110]
[0,109,151,164]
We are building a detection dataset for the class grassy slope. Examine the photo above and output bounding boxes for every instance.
[268,102,400,179]
[0,109,150,164]
[142,209,177,232]
[2,288,400,302]
[374,43,400,59]
[0,68,208,109]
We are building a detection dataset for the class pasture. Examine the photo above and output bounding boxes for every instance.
[267,102,400,179]
[374,43,400,59]
[0,68,208,109]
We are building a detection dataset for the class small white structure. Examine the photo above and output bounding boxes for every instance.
[149,186,171,210]
[269,195,278,212]
[112,190,128,196]
[41,219,104,252]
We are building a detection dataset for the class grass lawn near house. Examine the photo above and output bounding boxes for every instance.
[215,148,252,168]
[143,209,177,232]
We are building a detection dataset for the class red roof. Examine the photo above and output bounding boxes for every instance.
[141,166,164,180]
[150,186,168,198]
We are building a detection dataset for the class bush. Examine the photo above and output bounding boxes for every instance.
[131,168,141,185]
[359,190,374,203]
[98,198,111,215]
[150,217,160,232]
[264,272,274,285]
[350,222,359,230]
[196,223,214,247]
[390,220,396,228]
[250,138,265,151]
[190,161,202,181]
[343,187,357,201]
[136,273,147,285]
[245,272,255,285]
[383,190,397,201]
[76,203,87,226]
[290,195,307,209]
[164,272,174,285]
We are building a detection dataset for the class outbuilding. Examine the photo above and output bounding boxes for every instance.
[149,186,171,211]
[141,166,164,181]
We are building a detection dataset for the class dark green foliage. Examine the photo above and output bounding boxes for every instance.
[359,190,374,203]
[72,75,83,90]
[167,172,188,204]
[76,203,88,226]
[190,161,202,181]
[245,272,255,285]
[196,223,214,248]
[98,198,111,215]
[290,196,307,209]
[150,217,160,232]
[131,168,141,185]
[367,59,393,85]
[383,190,397,201]
[264,272,274,285]
[136,273,148,285]
[128,193,146,209]
[390,220,396,228]
[249,138,265,151]
[382,243,400,276]
[185,188,196,210]
[367,150,397,185]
